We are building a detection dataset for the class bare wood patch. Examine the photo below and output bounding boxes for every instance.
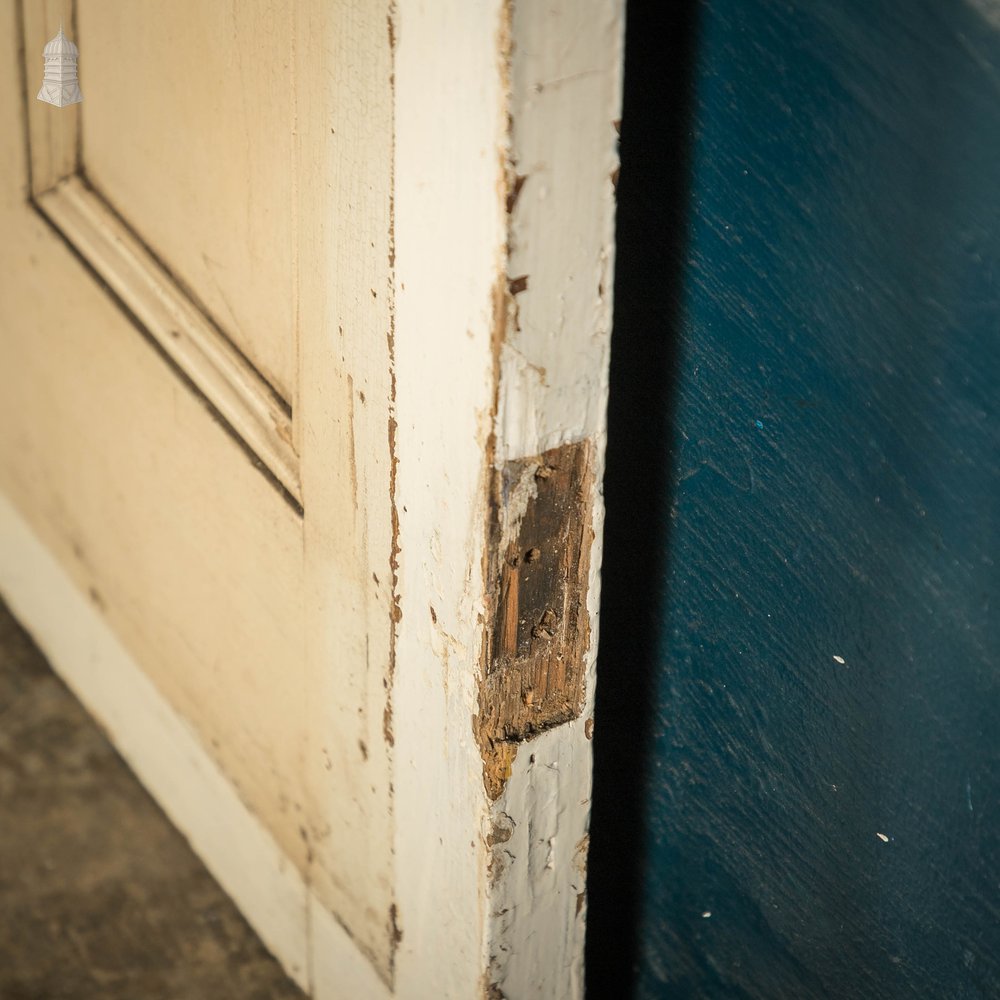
[476,439,594,798]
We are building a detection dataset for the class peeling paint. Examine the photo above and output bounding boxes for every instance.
[505,174,527,215]
[475,439,594,800]
[384,1,401,977]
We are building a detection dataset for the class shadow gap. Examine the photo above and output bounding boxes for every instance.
[585,1,702,996]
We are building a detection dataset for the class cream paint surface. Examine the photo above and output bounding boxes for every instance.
[293,0,396,976]
[78,0,299,401]
[32,175,301,500]
[3,0,396,979]
[0,166,310,887]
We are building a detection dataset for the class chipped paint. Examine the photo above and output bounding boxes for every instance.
[479,0,624,996]
[476,440,595,800]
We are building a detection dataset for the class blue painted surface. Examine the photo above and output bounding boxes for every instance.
[588,1,1000,996]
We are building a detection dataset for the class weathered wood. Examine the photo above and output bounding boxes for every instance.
[481,1,624,996]
[477,441,595,798]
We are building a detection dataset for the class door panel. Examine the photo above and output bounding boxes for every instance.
[21,0,299,500]
[2,0,626,994]
[2,0,396,979]
[0,196,308,879]
[79,0,298,404]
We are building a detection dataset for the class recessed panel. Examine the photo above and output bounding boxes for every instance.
[77,0,298,403]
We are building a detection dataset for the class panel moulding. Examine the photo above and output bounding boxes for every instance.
[18,0,300,506]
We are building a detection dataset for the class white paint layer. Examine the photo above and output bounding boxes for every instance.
[310,895,390,1000]
[486,1,624,997]
[497,0,624,462]
[391,0,506,995]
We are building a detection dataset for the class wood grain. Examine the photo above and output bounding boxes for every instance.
[477,440,594,798]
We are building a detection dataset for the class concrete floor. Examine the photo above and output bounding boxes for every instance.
[0,600,304,1000]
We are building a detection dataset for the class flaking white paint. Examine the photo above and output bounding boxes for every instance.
[496,0,624,463]
[486,0,624,996]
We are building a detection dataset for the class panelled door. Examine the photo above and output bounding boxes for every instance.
[2,0,398,990]
[1,1,625,998]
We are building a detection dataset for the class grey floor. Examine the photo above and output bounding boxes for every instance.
[0,600,304,1000]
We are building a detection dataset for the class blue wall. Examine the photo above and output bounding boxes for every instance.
[588,1,1000,996]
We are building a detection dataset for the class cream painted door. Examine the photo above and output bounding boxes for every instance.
[0,2,624,997]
